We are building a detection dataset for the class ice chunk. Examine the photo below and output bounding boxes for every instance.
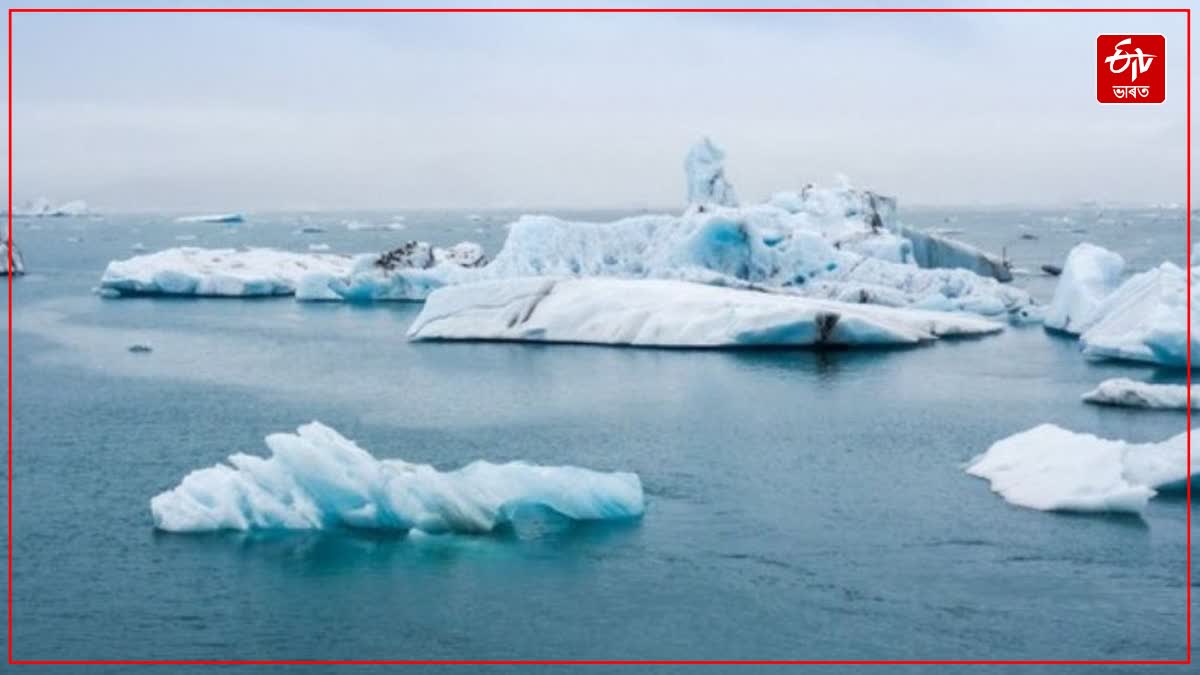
[408,277,1002,347]
[100,247,354,297]
[345,220,405,231]
[965,424,1193,514]
[294,241,488,302]
[13,197,88,217]
[150,421,644,533]
[1044,243,1125,333]
[175,213,244,224]
[1079,262,1195,367]
[899,225,1013,282]
[685,137,738,207]
[1082,378,1195,410]
[2,238,25,275]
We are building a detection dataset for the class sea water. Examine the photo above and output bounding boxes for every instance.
[0,207,1194,672]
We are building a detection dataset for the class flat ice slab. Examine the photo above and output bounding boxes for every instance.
[150,421,644,533]
[100,247,354,297]
[408,277,1002,348]
[966,424,1193,514]
[1082,378,1195,410]
[175,213,244,224]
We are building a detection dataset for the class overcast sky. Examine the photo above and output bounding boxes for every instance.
[1,1,1193,211]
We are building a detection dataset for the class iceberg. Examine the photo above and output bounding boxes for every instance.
[1044,243,1196,368]
[100,241,486,300]
[295,241,487,302]
[13,197,88,217]
[1079,262,1195,368]
[1044,243,1125,333]
[898,225,1013,282]
[2,238,24,275]
[100,247,354,297]
[1082,378,1194,410]
[481,208,1033,319]
[965,424,1193,514]
[408,277,1002,347]
[175,213,244,224]
[150,421,644,533]
[685,137,738,208]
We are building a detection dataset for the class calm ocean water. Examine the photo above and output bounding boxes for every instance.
[0,206,1194,672]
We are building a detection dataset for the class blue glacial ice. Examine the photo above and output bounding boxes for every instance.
[966,424,1194,514]
[150,422,644,533]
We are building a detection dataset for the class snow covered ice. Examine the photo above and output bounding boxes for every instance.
[150,422,644,533]
[408,277,1002,348]
[1082,378,1194,410]
[100,247,354,297]
[966,424,1194,514]
[100,241,486,300]
[1044,243,1125,333]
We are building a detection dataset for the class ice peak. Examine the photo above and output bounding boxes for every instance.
[685,137,738,208]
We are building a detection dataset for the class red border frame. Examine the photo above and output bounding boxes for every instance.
[2,5,1190,662]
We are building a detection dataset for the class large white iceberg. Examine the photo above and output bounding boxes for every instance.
[408,277,1002,347]
[965,424,1193,514]
[685,137,738,207]
[1082,378,1195,410]
[1044,243,1125,333]
[2,238,24,275]
[150,421,644,533]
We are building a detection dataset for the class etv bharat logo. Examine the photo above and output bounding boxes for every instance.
[1097,34,1165,104]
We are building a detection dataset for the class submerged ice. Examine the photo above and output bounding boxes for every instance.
[151,422,644,533]
[966,424,1193,514]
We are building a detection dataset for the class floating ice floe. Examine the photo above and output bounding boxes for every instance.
[1082,378,1195,410]
[12,197,88,217]
[1046,243,1196,368]
[408,277,1002,347]
[966,424,1193,514]
[345,220,405,232]
[2,238,25,275]
[100,241,486,299]
[175,213,244,224]
[100,247,354,297]
[150,421,644,533]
